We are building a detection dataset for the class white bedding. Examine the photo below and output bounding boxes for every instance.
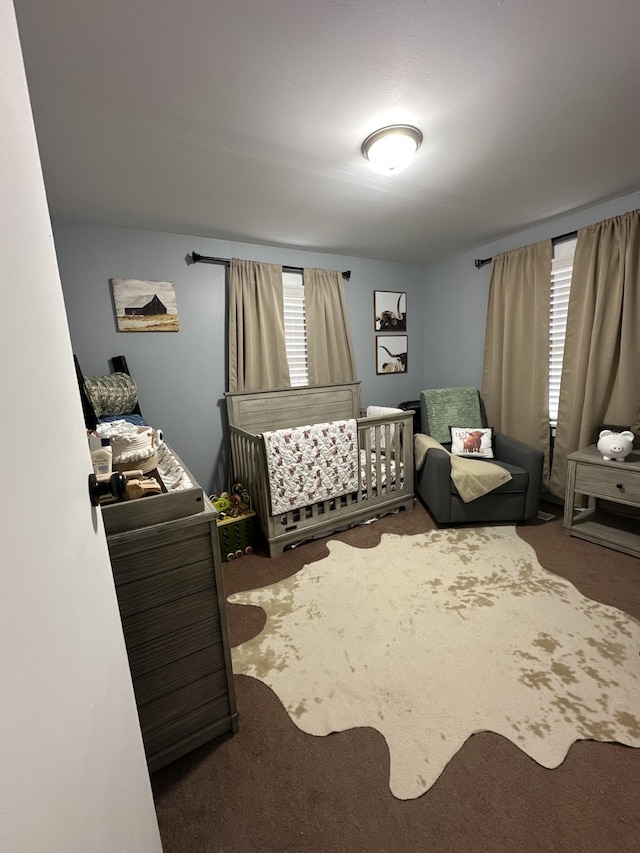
[360,450,403,491]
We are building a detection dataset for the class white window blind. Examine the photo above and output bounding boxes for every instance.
[282,271,308,387]
[549,238,576,428]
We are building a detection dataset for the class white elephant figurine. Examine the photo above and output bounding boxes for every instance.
[596,429,634,461]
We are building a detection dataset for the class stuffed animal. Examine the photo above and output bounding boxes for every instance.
[596,429,634,461]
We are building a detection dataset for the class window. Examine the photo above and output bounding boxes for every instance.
[549,237,576,429]
[282,271,308,387]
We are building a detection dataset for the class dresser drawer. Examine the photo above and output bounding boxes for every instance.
[126,614,221,678]
[122,587,220,648]
[574,463,640,505]
[144,694,234,772]
[116,558,215,618]
[134,642,225,706]
[138,669,230,733]
[109,525,214,586]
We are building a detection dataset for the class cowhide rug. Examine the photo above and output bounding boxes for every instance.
[228,526,640,799]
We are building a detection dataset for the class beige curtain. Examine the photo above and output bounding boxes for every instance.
[228,259,290,392]
[304,267,357,385]
[481,241,553,482]
[549,210,640,498]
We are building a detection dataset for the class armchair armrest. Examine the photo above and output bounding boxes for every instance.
[417,446,452,523]
[494,433,540,466]
[494,433,544,519]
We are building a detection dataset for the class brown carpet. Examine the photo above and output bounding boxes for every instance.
[151,502,640,852]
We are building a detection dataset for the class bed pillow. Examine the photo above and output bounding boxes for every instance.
[449,426,494,459]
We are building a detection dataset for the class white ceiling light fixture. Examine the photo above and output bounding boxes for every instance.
[361,124,423,175]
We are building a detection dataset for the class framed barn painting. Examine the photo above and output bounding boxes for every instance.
[111,278,179,332]
[376,335,408,374]
[374,291,406,331]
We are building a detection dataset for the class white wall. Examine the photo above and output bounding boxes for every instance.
[0,3,162,851]
[422,189,640,390]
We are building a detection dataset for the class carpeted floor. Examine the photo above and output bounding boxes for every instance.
[151,501,640,853]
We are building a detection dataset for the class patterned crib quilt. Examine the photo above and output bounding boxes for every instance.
[262,419,359,515]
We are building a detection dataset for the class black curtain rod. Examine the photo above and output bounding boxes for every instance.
[191,251,351,280]
[474,230,578,269]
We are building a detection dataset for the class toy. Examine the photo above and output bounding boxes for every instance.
[210,484,256,559]
[125,476,162,500]
[210,493,232,516]
[209,484,252,519]
[88,471,126,506]
[232,482,252,509]
[596,429,634,461]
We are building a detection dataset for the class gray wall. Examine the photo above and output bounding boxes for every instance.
[54,219,423,493]
[54,188,640,496]
[422,189,640,390]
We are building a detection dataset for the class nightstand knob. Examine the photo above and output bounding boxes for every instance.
[616,483,624,490]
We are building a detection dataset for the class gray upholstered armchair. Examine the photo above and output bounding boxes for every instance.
[415,387,544,525]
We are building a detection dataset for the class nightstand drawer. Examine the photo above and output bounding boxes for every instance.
[574,464,640,505]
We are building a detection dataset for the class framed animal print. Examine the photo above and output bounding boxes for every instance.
[376,335,408,374]
[374,291,406,331]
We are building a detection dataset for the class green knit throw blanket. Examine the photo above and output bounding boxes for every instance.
[420,387,483,445]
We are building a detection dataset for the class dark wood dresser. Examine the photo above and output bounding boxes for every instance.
[101,454,238,772]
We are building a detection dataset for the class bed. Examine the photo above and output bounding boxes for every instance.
[226,383,415,557]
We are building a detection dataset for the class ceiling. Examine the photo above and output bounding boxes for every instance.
[13,0,640,265]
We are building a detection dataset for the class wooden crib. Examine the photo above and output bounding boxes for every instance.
[226,383,414,556]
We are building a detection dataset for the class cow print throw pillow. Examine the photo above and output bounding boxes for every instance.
[449,426,494,458]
